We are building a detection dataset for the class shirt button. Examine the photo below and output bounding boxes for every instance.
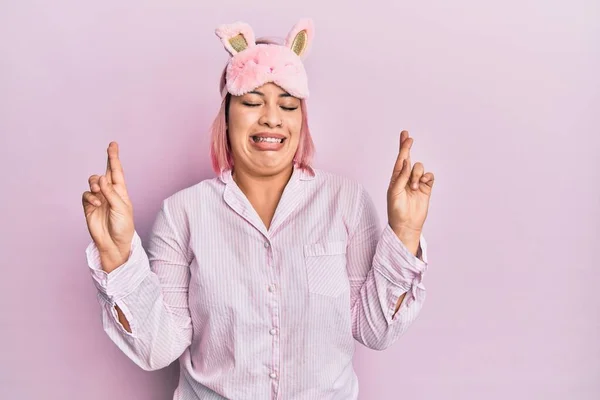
[269,372,277,379]
[264,242,270,248]
[269,328,278,335]
[268,284,276,292]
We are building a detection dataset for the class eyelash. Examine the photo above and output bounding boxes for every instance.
[243,102,298,111]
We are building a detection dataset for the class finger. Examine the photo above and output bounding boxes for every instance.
[410,162,425,190]
[88,175,107,203]
[390,154,408,184]
[82,191,102,207]
[400,130,408,146]
[98,175,125,209]
[107,142,126,186]
[392,131,412,177]
[420,172,435,188]
[89,175,100,193]
[398,130,412,166]
[394,137,412,176]
[398,157,412,187]
[390,158,411,192]
[105,164,111,184]
[398,130,408,152]
[105,142,115,184]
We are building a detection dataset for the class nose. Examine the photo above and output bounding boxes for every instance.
[259,104,282,128]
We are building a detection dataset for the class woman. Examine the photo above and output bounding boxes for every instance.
[82,18,435,400]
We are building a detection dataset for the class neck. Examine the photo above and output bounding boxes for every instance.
[232,164,294,199]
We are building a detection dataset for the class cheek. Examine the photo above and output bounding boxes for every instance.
[287,113,303,136]
[228,109,254,142]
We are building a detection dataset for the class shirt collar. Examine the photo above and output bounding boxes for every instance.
[218,163,316,184]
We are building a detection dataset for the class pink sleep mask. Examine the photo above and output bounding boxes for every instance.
[215,18,314,99]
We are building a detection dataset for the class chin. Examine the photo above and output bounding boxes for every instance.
[252,158,294,175]
[234,146,296,176]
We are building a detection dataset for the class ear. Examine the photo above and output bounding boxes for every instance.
[284,18,314,58]
[215,21,256,56]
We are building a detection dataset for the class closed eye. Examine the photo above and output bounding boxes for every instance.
[243,102,298,111]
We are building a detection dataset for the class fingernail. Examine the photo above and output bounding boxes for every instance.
[94,200,101,206]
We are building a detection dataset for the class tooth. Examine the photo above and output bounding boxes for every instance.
[252,136,283,143]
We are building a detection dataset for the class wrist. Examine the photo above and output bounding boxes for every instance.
[389,222,420,237]
[99,246,130,273]
[388,224,421,257]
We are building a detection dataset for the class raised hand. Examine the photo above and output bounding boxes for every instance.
[387,130,435,237]
[82,142,135,272]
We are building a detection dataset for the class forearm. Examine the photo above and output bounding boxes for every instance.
[390,227,421,256]
[348,186,429,349]
[87,223,193,370]
[99,247,130,274]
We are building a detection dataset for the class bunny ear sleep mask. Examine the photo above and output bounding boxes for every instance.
[215,18,314,99]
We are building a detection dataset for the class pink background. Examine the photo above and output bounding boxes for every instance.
[1,1,598,399]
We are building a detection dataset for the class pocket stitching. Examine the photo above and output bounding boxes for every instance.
[304,241,348,297]
[304,241,347,257]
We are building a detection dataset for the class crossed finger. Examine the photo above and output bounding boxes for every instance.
[398,130,412,168]
[391,130,412,182]
[106,142,126,186]
[105,149,112,184]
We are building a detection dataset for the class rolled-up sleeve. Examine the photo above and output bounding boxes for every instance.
[85,199,193,371]
[86,231,149,307]
[347,185,429,351]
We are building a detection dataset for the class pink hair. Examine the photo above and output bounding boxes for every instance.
[209,37,315,176]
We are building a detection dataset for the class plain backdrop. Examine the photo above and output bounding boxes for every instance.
[1,0,598,399]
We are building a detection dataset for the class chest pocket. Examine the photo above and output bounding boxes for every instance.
[304,241,349,298]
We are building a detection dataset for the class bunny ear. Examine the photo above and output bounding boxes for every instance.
[285,18,314,58]
[215,21,256,56]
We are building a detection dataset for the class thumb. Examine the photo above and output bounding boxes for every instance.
[98,175,126,209]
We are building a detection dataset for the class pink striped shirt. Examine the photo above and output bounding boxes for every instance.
[85,165,428,400]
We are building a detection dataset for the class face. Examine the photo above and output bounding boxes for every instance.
[227,82,302,178]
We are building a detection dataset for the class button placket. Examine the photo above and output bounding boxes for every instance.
[264,238,281,390]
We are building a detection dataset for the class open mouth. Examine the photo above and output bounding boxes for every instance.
[251,136,286,144]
